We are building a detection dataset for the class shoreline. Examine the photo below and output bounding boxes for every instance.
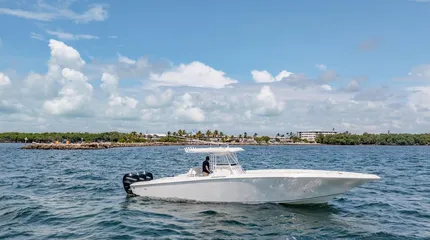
[19,141,319,150]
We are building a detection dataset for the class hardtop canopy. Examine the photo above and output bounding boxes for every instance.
[184,146,244,155]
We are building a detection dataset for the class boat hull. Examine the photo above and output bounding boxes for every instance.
[130,170,379,204]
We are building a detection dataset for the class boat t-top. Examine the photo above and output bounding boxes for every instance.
[122,145,380,204]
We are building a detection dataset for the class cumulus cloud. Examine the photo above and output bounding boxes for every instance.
[23,39,87,99]
[345,80,360,92]
[144,89,174,108]
[253,86,284,116]
[150,61,237,89]
[320,84,332,91]
[251,70,293,83]
[100,72,139,119]
[100,73,119,95]
[0,72,11,86]
[0,100,24,113]
[117,54,136,65]
[173,93,205,122]
[44,68,93,116]
[141,108,161,122]
[407,86,430,113]
[49,39,86,69]
[3,33,430,134]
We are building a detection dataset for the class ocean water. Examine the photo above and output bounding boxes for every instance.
[0,143,429,240]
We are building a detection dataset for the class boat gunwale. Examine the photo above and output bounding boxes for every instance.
[131,172,380,188]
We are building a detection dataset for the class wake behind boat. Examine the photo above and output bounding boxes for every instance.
[122,146,380,204]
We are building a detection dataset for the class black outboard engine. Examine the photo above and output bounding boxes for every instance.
[122,171,154,195]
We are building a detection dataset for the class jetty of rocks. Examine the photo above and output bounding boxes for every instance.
[21,141,317,150]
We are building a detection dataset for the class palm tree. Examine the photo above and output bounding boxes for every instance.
[244,132,247,139]
[219,132,224,138]
[276,133,280,137]
[253,133,258,138]
[213,130,219,138]
[196,131,202,139]
[167,131,171,139]
[206,130,212,138]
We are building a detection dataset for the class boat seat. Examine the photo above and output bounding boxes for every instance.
[187,167,203,177]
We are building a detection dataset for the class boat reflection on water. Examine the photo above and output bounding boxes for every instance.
[120,196,349,238]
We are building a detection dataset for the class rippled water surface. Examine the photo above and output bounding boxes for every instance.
[0,144,429,239]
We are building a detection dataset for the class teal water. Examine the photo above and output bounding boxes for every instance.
[0,144,429,239]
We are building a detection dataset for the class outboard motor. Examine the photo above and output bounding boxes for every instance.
[122,172,154,195]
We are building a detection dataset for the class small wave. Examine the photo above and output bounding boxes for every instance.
[198,210,218,215]
[399,209,430,219]
[220,219,248,227]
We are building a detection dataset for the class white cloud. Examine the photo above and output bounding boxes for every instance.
[408,64,430,79]
[253,86,284,116]
[46,30,99,41]
[118,54,136,65]
[23,39,87,98]
[30,32,44,41]
[315,64,327,71]
[43,68,93,116]
[100,72,139,119]
[0,72,11,86]
[320,84,332,91]
[0,3,108,23]
[251,69,293,83]
[149,61,237,89]
[345,80,360,92]
[100,73,119,95]
[407,86,430,113]
[141,108,161,122]
[144,89,174,108]
[48,39,85,69]
[108,36,118,39]
[0,100,24,113]
[0,8,53,21]
[173,93,205,122]
[4,35,430,134]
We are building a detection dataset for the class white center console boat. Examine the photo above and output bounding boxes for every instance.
[122,146,380,204]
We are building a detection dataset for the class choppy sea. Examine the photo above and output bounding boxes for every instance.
[0,144,429,239]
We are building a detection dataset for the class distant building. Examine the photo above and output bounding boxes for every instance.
[145,133,167,140]
[297,130,337,142]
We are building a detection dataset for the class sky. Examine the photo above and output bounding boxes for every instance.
[1,0,430,135]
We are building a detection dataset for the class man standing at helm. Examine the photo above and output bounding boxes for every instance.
[202,156,210,176]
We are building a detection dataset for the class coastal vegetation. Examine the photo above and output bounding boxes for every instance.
[2,131,429,146]
[316,132,430,145]
[0,130,275,144]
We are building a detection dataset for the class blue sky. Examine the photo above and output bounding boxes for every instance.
[0,0,430,134]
